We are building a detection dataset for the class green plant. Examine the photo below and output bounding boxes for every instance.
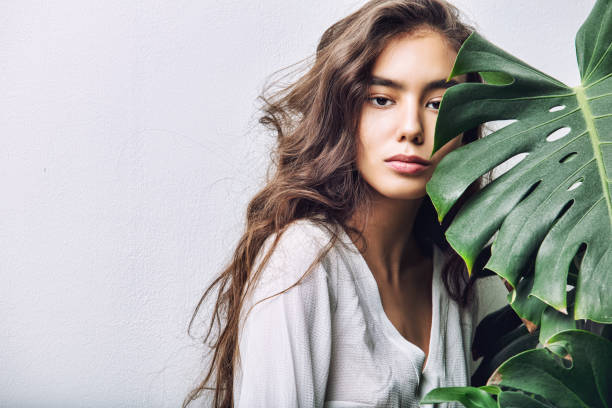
[422,330,612,408]
[420,0,612,406]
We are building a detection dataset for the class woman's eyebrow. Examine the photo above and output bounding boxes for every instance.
[370,76,460,92]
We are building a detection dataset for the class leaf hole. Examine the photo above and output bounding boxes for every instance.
[559,152,577,163]
[567,177,583,191]
[492,152,529,180]
[546,127,571,142]
[517,180,541,204]
[483,119,518,135]
[547,343,574,369]
[552,199,574,227]
[574,242,587,262]
[549,105,566,112]
[561,354,574,369]
[568,243,586,287]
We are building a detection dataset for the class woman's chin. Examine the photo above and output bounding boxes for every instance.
[378,188,428,201]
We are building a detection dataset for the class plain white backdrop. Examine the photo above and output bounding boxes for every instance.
[1,0,596,406]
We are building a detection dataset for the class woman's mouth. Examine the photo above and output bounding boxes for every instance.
[385,160,430,175]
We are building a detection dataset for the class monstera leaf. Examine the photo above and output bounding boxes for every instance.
[420,386,498,408]
[421,330,612,408]
[426,0,612,323]
[488,330,612,408]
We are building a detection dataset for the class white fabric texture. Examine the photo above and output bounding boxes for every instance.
[233,219,508,407]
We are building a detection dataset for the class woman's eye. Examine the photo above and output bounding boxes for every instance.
[368,96,394,107]
[426,100,441,110]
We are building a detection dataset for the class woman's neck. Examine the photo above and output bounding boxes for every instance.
[347,194,431,288]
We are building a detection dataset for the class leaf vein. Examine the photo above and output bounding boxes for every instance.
[583,33,612,82]
[582,6,612,84]
[480,92,575,103]
[586,92,612,101]
[484,107,581,150]
[585,72,612,89]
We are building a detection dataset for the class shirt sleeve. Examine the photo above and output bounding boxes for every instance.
[233,221,335,408]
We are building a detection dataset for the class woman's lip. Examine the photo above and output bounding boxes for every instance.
[385,160,430,174]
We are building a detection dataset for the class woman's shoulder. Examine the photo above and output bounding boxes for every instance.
[251,218,339,297]
[275,218,336,249]
[259,218,337,263]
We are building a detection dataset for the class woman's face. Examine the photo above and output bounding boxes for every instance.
[356,29,468,200]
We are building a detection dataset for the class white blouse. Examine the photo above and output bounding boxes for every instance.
[233,219,508,407]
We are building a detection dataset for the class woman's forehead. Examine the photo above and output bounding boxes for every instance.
[369,32,466,87]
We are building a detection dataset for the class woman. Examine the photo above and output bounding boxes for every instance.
[185,0,508,407]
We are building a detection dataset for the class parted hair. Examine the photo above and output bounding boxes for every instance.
[184,1,490,407]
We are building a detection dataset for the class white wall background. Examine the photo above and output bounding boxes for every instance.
[0,0,595,406]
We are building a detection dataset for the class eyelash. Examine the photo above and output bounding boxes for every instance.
[367,96,441,110]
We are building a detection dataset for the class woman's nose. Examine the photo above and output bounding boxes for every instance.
[397,101,424,145]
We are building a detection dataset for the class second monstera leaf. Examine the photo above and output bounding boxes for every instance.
[421,330,612,408]
[426,0,612,324]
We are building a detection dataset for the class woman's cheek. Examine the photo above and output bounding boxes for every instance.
[433,134,463,162]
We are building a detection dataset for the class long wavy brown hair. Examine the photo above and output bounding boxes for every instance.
[184,1,492,406]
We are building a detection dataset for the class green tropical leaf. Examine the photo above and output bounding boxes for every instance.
[506,248,580,332]
[420,385,498,408]
[539,289,577,344]
[488,330,612,408]
[498,391,556,408]
[426,0,612,323]
[506,271,547,326]
[428,331,612,408]
[497,391,554,408]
